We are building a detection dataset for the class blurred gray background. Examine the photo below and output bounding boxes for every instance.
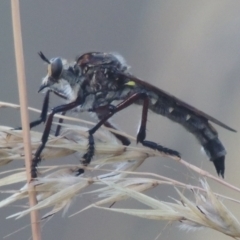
[1,0,240,239]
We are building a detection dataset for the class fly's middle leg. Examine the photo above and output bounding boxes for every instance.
[84,92,181,167]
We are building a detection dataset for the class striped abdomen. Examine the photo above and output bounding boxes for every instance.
[148,94,226,177]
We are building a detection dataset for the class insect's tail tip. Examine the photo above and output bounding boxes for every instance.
[212,156,225,178]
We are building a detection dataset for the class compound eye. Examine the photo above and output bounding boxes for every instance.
[48,58,63,80]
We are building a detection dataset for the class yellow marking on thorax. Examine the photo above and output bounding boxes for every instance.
[124,80,136,86]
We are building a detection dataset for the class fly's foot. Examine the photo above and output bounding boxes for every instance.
[141,140,181,158]
[75,168,85,176]
[82,134,95,165]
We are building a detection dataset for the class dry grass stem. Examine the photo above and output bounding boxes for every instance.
[10,0,41,238]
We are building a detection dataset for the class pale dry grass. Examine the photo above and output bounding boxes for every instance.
[1,101,240,238]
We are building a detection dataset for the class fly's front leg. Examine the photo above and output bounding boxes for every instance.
[15,90,51,130]
[32,96,83,179]
[29,90,50,128]
[55,111,66,136]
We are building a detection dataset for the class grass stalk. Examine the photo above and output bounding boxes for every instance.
[10,1,41,239]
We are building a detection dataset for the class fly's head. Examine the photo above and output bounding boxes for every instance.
[38,51,82,102]
[38,51,134,105]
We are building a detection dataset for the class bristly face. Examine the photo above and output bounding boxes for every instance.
[38,51,81,102]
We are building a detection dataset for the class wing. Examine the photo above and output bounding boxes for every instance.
[119,72,236,132]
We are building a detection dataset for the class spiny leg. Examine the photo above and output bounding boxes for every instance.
[83,116,131,166]
[16,90,68,132]
[32,96,83,178]
[55,111,66,136]
[83,92,180,165]
[82,105,127,164]
[136,93,181,158]
[15,90,51,130]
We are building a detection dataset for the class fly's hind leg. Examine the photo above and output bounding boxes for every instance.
[136,93,181,158]
[83,92,180,166]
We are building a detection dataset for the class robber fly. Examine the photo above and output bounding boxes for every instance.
[29,51,236,178]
